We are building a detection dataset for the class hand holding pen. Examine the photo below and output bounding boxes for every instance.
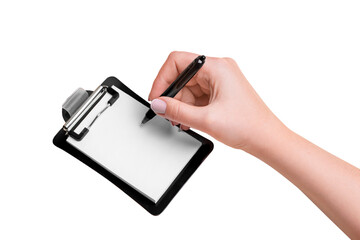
[141,55,206,125]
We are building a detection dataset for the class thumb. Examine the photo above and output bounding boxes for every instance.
[150,97,205,130]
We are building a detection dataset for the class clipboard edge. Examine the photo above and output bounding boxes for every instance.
[53,76,214,215]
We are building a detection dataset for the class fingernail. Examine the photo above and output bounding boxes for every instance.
[151,99,166,114]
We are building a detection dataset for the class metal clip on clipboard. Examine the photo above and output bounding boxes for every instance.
[62,85,119,141]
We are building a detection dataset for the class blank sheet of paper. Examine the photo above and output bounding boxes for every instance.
[67,86,202,203]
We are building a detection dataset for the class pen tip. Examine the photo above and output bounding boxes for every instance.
[141,117,149,125]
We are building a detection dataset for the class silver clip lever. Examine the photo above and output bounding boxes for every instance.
[63,85,119,141]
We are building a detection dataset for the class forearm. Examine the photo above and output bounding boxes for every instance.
[243,119,360,239]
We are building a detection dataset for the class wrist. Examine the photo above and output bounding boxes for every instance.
[241,115,292,160]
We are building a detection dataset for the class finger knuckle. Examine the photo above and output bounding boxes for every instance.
[169,51,180,59]
[202,111,215,131]
[223,57,236,65]
[168,102,182,121]
[214,57,230,67]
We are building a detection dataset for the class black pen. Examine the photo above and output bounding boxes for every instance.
[141,55,206,125]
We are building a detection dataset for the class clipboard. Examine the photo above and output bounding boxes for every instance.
[53,77,214,215]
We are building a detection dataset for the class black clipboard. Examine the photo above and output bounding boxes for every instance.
[53,77,213,215]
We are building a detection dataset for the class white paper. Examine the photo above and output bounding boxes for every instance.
[67,86,202,203]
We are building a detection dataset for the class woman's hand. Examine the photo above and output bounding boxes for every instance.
[148,51,282,149]
[149,51,360,238]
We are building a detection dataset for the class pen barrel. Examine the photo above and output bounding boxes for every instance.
[146,109,156,119]
[161,56,205,98]
[142,55,205,125]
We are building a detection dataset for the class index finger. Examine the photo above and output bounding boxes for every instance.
[148,51,211,101]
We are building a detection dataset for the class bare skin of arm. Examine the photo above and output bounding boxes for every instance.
[148,51,360,238]
[243,117,360,239]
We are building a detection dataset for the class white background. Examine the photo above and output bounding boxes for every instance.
[0,1,359,239]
